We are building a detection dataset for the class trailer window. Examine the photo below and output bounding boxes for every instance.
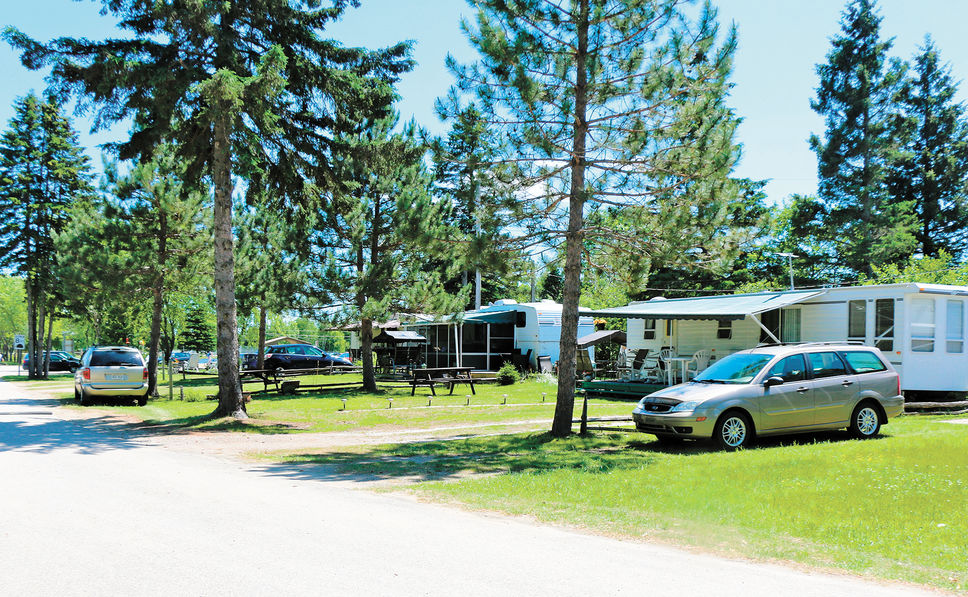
[643,319,656,340]
[781,309,801,343]
[717,320,732,339]
[947,300,964,353]
[875,299,894,352]
[910,298,936,352]
[848,300,866,343]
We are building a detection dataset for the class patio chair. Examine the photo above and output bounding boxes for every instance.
[575,350,595,379]
[536,355,553,374]
[684,349,712,381]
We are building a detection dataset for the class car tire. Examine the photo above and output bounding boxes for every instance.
[137,393,148,407]
[849,402,881,439]
[78,388,90,406]
[714,411,753,450]
[74,387,81,404]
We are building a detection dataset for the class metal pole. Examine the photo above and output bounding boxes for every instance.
[788,255,794,290]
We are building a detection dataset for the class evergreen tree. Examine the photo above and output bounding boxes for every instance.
[57,148,209,395]
[0,93,94,378]
[235,186,311,370]
[6,0,412,417]
[181,302,216,353]
[809,0,915,279]
[444,0,742,435]
[311,114,464,391]
[889,38,968,260]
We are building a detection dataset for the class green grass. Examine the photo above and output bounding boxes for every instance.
[267,416,968,592]
[52,374,636,433]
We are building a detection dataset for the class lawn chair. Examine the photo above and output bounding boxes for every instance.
[185,352,200,372]
[575,349,595,379]
[684,349,712,381]
[536,355,553,374]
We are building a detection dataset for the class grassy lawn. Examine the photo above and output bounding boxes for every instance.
[265,416,968,592]
[30,373,635,433]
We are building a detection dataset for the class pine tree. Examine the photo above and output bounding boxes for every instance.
[6,0,411,417]
[444,0,741,435]
[809,0,915,279]
[889,37,968,259]
[0,93,94,378]
[312,114,464,391]
[182,302,216,353]
[57,147,209,395]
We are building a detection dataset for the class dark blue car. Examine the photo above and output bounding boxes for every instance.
[243,344,352,370]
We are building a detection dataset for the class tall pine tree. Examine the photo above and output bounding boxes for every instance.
[889,37,968,260]
[6,0,411,417]
[443,0,742,436]
[0,93,94,378]
[809,0,915,279]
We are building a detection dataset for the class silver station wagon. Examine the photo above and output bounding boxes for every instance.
[633,343,904,450]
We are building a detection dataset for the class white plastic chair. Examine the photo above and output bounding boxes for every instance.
[685,349,711,381]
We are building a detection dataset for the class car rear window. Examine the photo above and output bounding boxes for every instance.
[90,350,144,367]
[840,350,887,373]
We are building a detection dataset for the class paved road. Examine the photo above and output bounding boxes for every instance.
[0,373,943,596]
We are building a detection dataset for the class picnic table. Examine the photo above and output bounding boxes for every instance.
[410,366,477,396]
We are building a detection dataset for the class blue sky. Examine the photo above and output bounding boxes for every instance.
[2,0,966,204]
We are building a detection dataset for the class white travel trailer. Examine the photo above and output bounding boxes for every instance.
[587,283,968,395]
[405,299,596,370]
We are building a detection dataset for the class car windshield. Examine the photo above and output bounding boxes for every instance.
[90,351,143,367]
[693,353,773,384]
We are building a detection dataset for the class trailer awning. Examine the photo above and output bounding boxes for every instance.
[462,310,518,324]
[576,329,627,348]
[585,290,826,321]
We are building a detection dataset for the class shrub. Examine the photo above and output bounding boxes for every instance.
[497,362,520,385]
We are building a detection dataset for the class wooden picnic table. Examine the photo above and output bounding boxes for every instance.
[410,366,477,396]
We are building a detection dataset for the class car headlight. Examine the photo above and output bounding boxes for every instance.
[669,401,701,412]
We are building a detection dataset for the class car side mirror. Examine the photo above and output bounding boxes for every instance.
[763,376,785,388]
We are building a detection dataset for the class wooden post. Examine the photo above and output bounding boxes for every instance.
[579,391,588,435]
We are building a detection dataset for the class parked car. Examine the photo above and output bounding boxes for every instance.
[74,346,149,406]
[632,343,904,450]
[22,350,81,373]
[243,344,353,370]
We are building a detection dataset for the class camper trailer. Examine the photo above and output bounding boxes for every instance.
[587,283,968,395]
[405,299,596,370]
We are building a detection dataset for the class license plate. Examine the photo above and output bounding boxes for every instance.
[106,374,127,381]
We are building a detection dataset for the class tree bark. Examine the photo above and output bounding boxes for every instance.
[211,113,245,419]
[25,280,36,379]
[361,317,377,392]
[257,303,267,370]
[43,310,53,379]
[146,215,166,397]
[551,0,589,438]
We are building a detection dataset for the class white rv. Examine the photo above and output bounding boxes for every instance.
[405,299,596,370]
[588,283,968,395]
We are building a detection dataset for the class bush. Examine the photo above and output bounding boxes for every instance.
[497,362,520,385]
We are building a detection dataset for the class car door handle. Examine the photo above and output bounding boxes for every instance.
[796,387,809,393]
[842,380,854,387]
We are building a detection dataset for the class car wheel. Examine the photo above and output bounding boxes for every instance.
[714,411,753,450]
[137,393,148,407]
[74,387,81,404]
[849,402,881,439]
[78,388,89,406]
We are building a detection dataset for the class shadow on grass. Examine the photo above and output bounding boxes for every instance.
[256,432,670,485]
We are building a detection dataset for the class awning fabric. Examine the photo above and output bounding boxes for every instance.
[462,310,518,324]
[373,330,427,344]
[584,290,826,321]
[576,329,627,348]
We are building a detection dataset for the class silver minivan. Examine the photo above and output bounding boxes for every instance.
[633,343,904,450]
[74,346,149,406]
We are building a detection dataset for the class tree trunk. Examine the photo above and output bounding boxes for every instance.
[360,318,377,392]
[551,0,589,438]
[211,113,245,419]
[256,303,267,370]
[147,280,163,396]
[25,281,36,379]
[43,312,53,379]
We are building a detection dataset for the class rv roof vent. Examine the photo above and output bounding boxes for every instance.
[493,299,518,306]
[648,296,667,301]
[540,299,556,303]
